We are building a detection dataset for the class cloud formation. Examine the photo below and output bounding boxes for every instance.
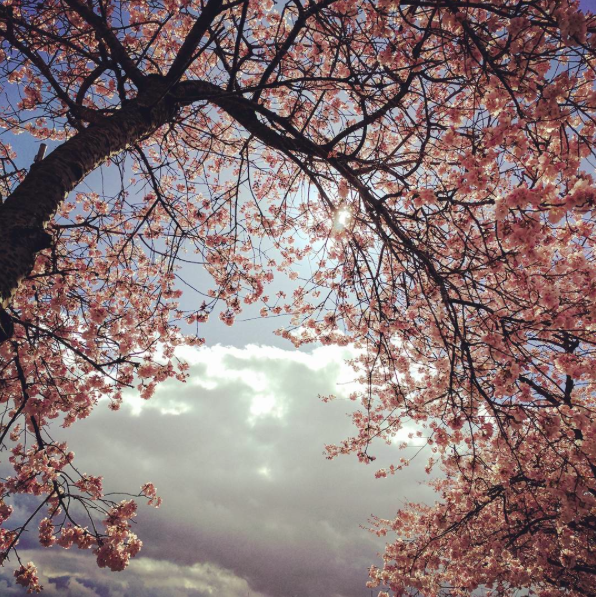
[3,344,436,596]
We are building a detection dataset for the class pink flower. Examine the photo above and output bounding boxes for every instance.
[14,563,42,594]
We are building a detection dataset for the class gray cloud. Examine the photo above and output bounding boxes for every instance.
[7,344,436,596]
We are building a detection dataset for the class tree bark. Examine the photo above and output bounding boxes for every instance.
[0,87,178,330]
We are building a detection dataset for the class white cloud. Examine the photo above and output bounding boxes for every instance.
[0,551,272,597]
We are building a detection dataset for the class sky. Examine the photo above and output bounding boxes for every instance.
[3,1,596,595]
[0,343,435,597]
[0,34,439,597]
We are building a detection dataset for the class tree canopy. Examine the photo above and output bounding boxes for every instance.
[0,0,596,594]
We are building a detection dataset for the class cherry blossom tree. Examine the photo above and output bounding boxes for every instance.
[0,0,595,594]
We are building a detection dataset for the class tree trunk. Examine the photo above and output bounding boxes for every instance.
[0,89,178,336]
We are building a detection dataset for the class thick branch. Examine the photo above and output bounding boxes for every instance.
[0,88,179,314]
[175,79,326,155]
[166,0,225,83]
